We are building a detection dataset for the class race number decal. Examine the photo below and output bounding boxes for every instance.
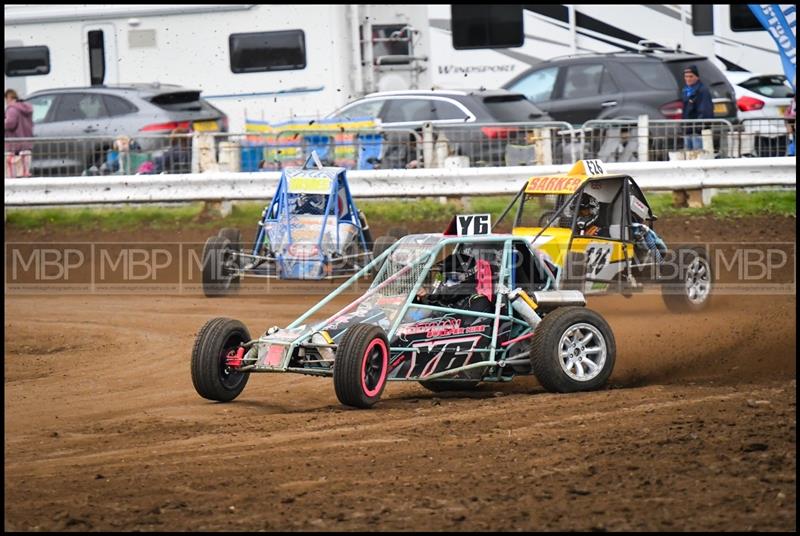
[455,214,491,235]
[585,243,613,276]
[583,159,606,176]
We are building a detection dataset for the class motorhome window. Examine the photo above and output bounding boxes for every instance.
[4,46,50,77]
[691,5,714,36]
[103,95,138,116]
[365,24,412,64]
[229,30,306,73]
[508,67,558,103]
[451,5,523,49]
[482,95,547,122]
[730,5,764,32]
[88,30,105,86]
[53,94,109,122]
[620,62,677,91]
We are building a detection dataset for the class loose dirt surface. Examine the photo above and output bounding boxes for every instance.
[4,215,797,531]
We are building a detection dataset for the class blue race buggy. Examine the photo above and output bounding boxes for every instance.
[192,216,617,408]
[202,153,374,296]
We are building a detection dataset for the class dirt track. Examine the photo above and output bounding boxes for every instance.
[4,216,797,531]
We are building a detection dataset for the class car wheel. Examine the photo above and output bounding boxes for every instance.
[218,227,242,252]
[191,317,251,402]
[530,306,616,393]
[333,324,390,408]
[660,247,712,313]
[202,236,241,297]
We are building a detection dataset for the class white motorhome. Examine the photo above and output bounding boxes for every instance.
[4,4,433,131]
[428,5,790,90]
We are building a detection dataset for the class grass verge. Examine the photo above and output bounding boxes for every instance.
[5,189,795,233]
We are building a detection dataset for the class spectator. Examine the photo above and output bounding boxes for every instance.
[153,127,192,174]
[681,64,714,151]
[4,89,34,177]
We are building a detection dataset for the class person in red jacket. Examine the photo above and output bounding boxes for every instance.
[4,89,34,177]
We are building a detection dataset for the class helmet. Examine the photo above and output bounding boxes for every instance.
[576,194,599,228]
[430,253,477,303]
[295,193,326,215]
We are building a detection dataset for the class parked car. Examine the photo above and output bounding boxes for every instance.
[503,49,737,125]
[23,83,228,176]
[503,49,738,160]
[326,89,553,167]
[726,72,794,157]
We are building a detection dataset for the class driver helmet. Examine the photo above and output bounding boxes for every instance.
[296,193,326,214]
[576,194,600,228]
[431,253,477,302]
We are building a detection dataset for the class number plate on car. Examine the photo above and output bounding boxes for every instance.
[192,120,219,132]
[713,103,727,115]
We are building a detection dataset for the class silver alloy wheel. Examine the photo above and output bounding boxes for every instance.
[685,256,711,305]
[558,323,607,382]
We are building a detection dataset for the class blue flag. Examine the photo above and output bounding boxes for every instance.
[748,4,796,90]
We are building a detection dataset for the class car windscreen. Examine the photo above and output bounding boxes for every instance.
[481,95,548,122]
[149,91,216,113]
[739,76,794,98]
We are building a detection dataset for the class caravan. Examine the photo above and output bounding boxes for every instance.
[4,4,433,132]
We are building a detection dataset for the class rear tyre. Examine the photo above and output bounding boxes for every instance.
[191,317,251,402]
[660,247,712,313]
[202,236,241,297]
[530,307,616,393]
[333,324,390,408]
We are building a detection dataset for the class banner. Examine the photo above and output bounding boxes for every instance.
[748,4,797,90]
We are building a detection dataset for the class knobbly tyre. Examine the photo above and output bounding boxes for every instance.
[496,159,713,312]
[201,151,374,296]
[192,214,617,408]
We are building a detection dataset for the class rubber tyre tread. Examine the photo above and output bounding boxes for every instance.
[660,247,712,313]
[530,306,616,393]
[202,236,239,297]
[218,227,242,252]
[333,323,389,408]
[191,317,251,402]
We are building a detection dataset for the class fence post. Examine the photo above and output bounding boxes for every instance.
[422,122,434,169]
[191,132,200,174]
[637,114,649,162]
[541,128,553,165]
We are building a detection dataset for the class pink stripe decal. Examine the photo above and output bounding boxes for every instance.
[360,338,388,397]
[501,331,535,347]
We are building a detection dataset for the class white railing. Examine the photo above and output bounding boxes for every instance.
[4,157,795,206]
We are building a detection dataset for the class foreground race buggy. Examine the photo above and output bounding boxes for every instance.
[192,216,617,408]
[495,159,712,312]
[202,152,374,296]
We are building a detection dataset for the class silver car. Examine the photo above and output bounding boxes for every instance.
[23,83,228,176]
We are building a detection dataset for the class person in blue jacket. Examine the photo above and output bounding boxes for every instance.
[681,64,714,151]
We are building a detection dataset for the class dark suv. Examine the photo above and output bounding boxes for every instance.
[503,50,737,125]
[327,89,553,167]
[23,83,228,176]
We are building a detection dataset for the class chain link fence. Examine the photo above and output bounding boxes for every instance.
[5,117,796,178]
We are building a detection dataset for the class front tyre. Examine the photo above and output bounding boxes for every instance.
[202,235,241,297]
[191,317,251,402]
[530,307,616,393]
[333,324,390,408]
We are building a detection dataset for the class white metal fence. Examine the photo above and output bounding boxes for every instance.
[4,117,796,179]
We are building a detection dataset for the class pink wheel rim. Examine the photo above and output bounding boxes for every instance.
[360,338,388,397]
